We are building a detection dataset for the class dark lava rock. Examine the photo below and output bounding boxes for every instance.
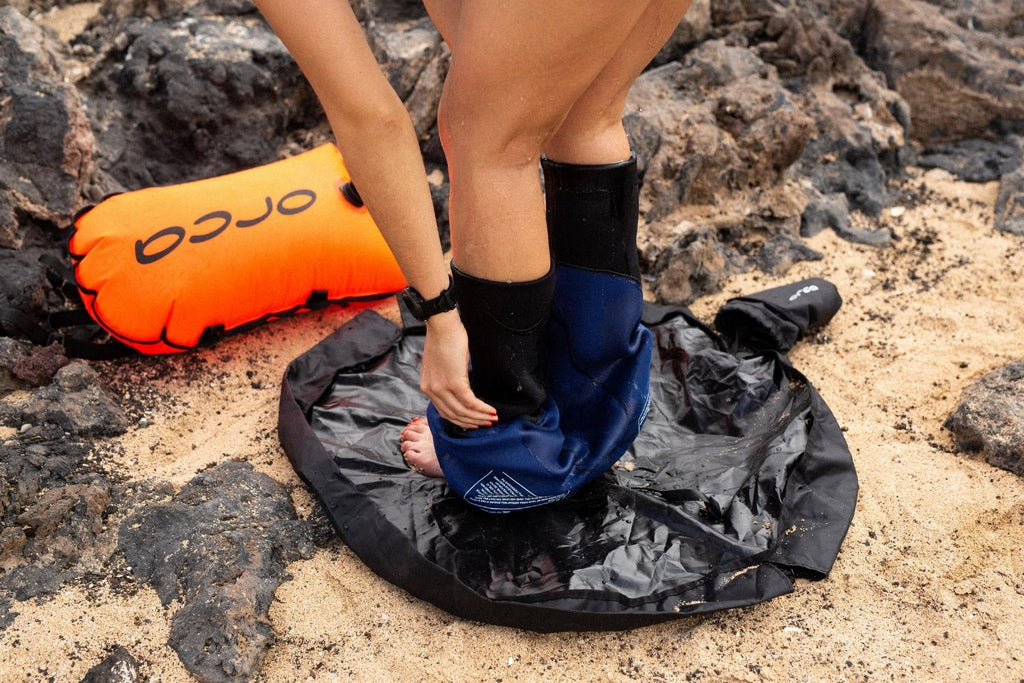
[995,171,1024,236]
[860,0,1024,142]
[12,341,69,386]
[0,7,96,243]
[724,2,909,218]
[0,423,114,628]
[80,12,321,189]
[118,461,313,683]
[945,359,1024,477]
[367,17,441,101]
[625,46,816,303]
[801,190,891,246]
[0,423,94,526]
[0,337,32,392]
[15,482,111,565]
[916,137,1023,182]
[755,233,823,274]
[1,362,128,437]
[80,647,141,683]
[0,248,57,320]
[405,42,449,140]
[994,137,1024,236]
[623,112,662,177]
[641,224,734,305]
[802,191,852,239]
[629,0,911,303]
[354,0,428,23]
[930,0,1024,38]
[96,0,258,21]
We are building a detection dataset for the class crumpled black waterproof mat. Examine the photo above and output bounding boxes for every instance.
[278,301,858,631]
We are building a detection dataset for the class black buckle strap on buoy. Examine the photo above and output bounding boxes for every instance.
[339,181,364,207]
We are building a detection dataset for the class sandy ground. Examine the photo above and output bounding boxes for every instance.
[1,167,1022,681]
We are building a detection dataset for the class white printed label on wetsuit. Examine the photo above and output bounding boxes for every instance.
[465,470,566,511]
[638,392,651,432]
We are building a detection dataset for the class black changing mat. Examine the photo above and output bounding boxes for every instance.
[278,297,858,631]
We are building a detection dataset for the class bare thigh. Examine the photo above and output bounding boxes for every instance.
[422,0,460,49]
[425,0,694,164]
[546,0,695,163]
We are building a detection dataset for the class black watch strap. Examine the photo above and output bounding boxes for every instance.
[401,275,457,321]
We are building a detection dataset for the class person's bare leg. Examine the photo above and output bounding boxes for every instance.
[439,0,652,279]
[544,0,694,165]
[402,1,655,475]
[422,0,460,49]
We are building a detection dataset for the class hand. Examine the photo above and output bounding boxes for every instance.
[420,309,497,429]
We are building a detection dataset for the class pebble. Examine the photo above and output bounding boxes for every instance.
[19,423,31,433]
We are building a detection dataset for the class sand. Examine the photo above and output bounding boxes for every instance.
[1,167,1022,681]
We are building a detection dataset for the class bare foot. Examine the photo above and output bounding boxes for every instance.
[400,417,444,477]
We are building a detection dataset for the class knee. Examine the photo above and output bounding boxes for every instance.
[437,83,562,173]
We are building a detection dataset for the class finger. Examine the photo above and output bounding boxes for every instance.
[433,392,490,429]
[440,399,493,428]
[439,393,496,428]
[452,384,498,420]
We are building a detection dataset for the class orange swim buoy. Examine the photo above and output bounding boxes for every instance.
[69,144,406,354]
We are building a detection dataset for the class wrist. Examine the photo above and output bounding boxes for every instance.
[410,274,451,301]
[424,308,461,331]
[401,274,457,322]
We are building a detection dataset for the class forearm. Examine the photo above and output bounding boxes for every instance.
[330,97,450,299]
[255,0,449,299]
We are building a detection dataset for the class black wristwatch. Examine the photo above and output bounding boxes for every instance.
[401,276,457,321]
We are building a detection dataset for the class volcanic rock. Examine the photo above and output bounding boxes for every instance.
[0,248,56,320]
[15,482,111,566]
[916,137,1023,182]
[860,0,1024,142]
[801,190,892,246]
[80,12,321,189]
[367,17,442,101]
[1,362,128,437]
[12,341,69,387]
[945,359,1024,476]
[0,6,96,244]
[118,461,313,683]
[80,647,141,683]
[405,42,450,140]
[0,421,114,627]
[994,137,1024,236]
[0,337,33,392]
[655,0,713,64]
